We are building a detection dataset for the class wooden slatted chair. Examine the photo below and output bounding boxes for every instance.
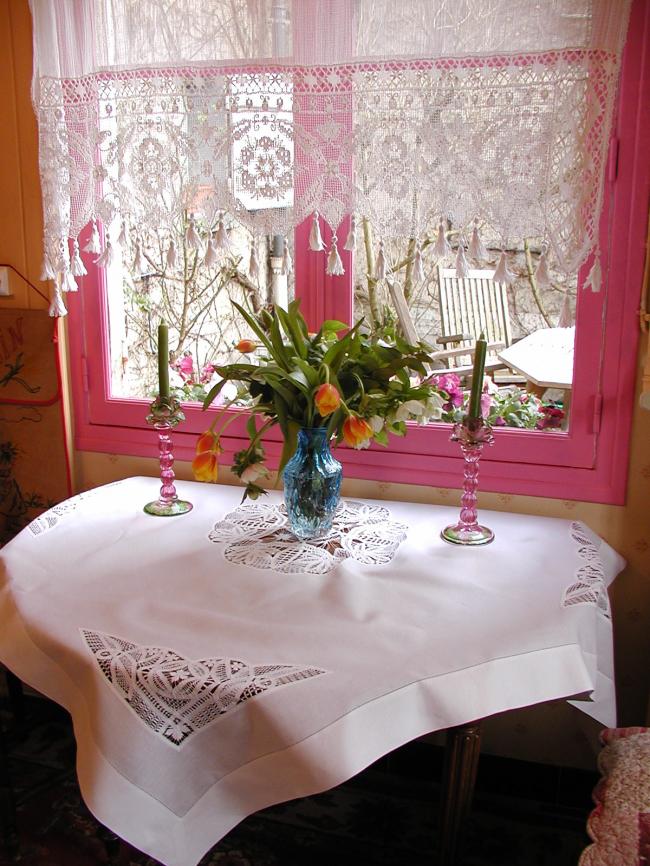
[434,267,518,379]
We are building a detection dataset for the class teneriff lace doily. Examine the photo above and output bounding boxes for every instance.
[208,499,408,574]
[81,629,326,747]
[562,521,611,618]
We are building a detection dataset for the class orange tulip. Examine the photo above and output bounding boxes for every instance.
[314,383,341,418]
[235,339,258,353]
[196,430,219,454]
[192,450,219,482]
[342,416,373,449]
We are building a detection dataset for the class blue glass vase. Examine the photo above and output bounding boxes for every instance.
[283,427,342,540]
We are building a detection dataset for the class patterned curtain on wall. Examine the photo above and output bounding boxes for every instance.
[29,0,631,314]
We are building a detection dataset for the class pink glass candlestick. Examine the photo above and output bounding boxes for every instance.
[144,396,192,517]
[441,417,494,546]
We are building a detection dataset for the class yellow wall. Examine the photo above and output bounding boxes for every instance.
[3,0,650,768]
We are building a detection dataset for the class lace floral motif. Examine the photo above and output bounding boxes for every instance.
[208,500,408,574]
[81,630,326,747]
[563,521,611,618]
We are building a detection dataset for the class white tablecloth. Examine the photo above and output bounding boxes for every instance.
[0,477,623,866]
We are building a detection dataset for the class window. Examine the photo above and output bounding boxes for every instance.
[33,0,647,504]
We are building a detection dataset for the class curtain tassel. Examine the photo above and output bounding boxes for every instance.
[83,220,101,255]
[248,242,260,281]
[309,211,325,252]
[40,254,56,281]
[455,244,470,279]
[557,291,573,327]
[214,218,231,252]
[166,239,177,270]
[493,251,515,285]
[203,235,218,267]
[413,242,425,283]
[70,240,87,276]
[117,221,128,247]
[185,217,202,251]
[95,236,115,268]
[326,235,345,276]
[281,238,293,276]
[62,270,79,293]
[534,248,551,287]
[585,254,601,292]
[48,279,68,318]
[469,220,488,261]
[373,240,387,280]
[434,221,450,258]
[343,215,357,252]
[133,240,144,274]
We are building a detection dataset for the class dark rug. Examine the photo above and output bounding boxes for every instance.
[0,698,594,866]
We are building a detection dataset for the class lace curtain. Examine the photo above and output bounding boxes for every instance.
[29,0,631,315]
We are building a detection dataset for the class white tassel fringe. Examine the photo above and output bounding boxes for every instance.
[493,251,515,285]
[309,212,325,252]
[434,221,450,258]
[185,217,202,251]
[133,241,144,274]
[534,249,551,287]
[203,236,218,267]
[117,222,128,247]
[70,240,87,276]
[469,222,488,261]
[166,239,177,270]
[83,221,101,254]
[413,243,425,283]
[326,236,345,276]
[455,244,471,279]
[343,216,357,252]
[40,255,56,281]
[373,240,386,280]
[585,255,602,292]
[214,218,231,252]
[62,271,79,293]
[49,281,68,317]
[249,243,259,281]
[281,239,293,276]
[95,237,115,268]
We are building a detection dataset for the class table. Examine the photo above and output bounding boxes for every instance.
[0,477,622,866]
[497,327,575,392]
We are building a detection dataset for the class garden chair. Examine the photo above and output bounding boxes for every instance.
[434,267,518,380]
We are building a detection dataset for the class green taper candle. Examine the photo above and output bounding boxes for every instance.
[158,321,170,400]
[467,332,487,419]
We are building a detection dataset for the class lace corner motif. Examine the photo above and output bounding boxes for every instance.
[208,499,408,574]
[80,629,327,748]
[27,481,124,537]
[563,521,610,618]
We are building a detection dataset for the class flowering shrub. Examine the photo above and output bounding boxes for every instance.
[432,372,565,430]
[194,301,445,499]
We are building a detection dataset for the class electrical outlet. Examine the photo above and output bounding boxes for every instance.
[0,267,11,297]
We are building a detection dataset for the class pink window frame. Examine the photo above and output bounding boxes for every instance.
[66,0,649,505]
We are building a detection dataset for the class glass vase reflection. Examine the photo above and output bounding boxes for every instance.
[283,427,342,540]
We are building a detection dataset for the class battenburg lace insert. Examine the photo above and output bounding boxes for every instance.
[81,630,326,747]
[562,521,611,618]
[208,500,408,574]
[27,481,125,537]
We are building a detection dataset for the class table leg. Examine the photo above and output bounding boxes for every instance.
[437,720,482,866]
[0,717,18,858]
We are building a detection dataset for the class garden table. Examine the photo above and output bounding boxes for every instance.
[0,477,622,866]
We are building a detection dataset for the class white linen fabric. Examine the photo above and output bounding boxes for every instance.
[29,0,631,312]
[0,477,624,866]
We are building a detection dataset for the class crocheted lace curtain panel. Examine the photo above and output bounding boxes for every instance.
[30,0,630,309]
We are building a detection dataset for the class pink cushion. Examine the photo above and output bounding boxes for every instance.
[580,727,650,866]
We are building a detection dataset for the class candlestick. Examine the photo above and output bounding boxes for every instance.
[158,321,170,401]
[467,332,487,419]
[441,417,494,545]
[144,396,192,516]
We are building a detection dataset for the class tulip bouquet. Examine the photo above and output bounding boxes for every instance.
[193,300,446,500]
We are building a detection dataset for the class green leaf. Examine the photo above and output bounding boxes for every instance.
[276,305,308,359]
[294,358,320,387]
[230,300,274,355]
[322,320,362,369]
[286,368,311,395]
[202,377,229,409]
[321,319,349,332]
[276,420,300,477]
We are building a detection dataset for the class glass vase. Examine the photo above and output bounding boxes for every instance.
[283,427,342,540]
